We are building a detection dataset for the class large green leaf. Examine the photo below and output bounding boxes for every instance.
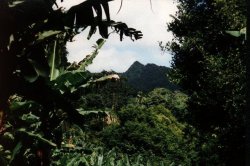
[49,39,59,81]
[17,128,56,147]
[76,108,108,116]
[225,28,246,38]
[9,142,22,164]
[3,132,14,141]
[8,1,25,7]
[80,74,120,89]
[225,30,241,37]
[37,30,62,41]
[21,112,40,123]
[78,38,105,71]
[9,101,38,111]
[53,70,91,93]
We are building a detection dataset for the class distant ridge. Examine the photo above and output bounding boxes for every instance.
[122,61,179,92]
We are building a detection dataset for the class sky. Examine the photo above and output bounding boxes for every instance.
[56,0,177,72]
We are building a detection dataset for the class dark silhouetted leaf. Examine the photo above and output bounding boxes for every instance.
[9,142,22,164]
[17,128,56,147]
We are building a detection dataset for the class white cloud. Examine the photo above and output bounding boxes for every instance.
[57,0,178,72]
[86,48,137,73]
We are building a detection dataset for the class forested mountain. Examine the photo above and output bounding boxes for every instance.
[122,61,178,92]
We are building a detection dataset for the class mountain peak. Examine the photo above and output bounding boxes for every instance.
[130,61,144,68]
[124,61,145,75]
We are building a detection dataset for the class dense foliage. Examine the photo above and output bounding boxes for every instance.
[102,88,198,165]
[164,0,246,165]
